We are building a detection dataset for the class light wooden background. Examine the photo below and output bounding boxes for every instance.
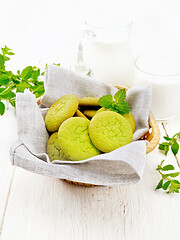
[0,107,180,240]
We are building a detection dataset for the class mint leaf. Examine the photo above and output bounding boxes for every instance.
[176,132,180,139]
[30,85,40,91]
[1,46,14,56]
[9,98,15,107]
[98,94,113,108]
[171,142,179,155]
[21,66,33,79]
[33,84,45,98]
[99,89,130,115]
[31,68,40,81]
[108,106,119,112]
[156,160,180,194]
[0,74,9,85]
[162,181,171,190]
[162,164,174,171]
[0,45,51,115]
[159,143,169,150]
[165,145,170,155]
[115,89,130,114]
[114,89,126,101]
[3,56,10,61]
[0,54,5,69]
[155,179,163,189]
[156,166,162,171]
[168,181,180,193]
[0,101,5,115]
[117,100,130,114]
[1,46,11,54]
[0,90,16,99]
[0,84,14,97]
[6,52,14,56]
[159,143,170,155]
[41,71,45,76]
[0,87,6,93]
[16,82,30,92]
[171,180,180,184]
[164,136,172,141]
[167,172,180,178]
[159,133,180,156]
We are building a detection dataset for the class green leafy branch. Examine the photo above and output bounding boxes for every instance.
[0,45,47,116]
[98,89,130,115]
[158,132,180,155]
[155,160,180,193]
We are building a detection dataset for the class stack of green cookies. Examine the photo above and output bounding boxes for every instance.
[45,94,135,162]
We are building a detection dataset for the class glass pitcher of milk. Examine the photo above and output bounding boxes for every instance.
[76,18,134,86]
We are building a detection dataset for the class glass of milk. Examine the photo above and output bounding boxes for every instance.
[76,17,134,86]
[135,52,180,121]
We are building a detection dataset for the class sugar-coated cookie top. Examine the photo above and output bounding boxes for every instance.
[89,111,133,153]
[96,108,136,132]
[46,132,67,161]
[45,94,78,132]
[58,117,101,161]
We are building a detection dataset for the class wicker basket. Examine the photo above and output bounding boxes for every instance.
[64,111,160,187]
[38,85,161,187]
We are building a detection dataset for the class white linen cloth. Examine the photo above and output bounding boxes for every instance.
[10,65,152,186]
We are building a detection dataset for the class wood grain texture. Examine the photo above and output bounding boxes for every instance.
[1,124,180,240]
[0,109,17,233]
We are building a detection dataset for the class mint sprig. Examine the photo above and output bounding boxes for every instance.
[155,160,180,193]
[159,132,180,155]
[0,45,46,115]
[98,89,130,115]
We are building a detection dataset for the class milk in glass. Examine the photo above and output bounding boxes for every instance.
[135,53,180,120]
[84,32,134,86]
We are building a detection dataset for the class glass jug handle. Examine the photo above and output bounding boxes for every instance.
[75,30,92,75]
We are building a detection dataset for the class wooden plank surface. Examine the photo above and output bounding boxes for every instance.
[1,122,180,240]
[0,109,17,233]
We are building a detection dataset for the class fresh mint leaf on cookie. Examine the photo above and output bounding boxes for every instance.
[98,94,113,109]
[114,88,126,101]
[98,89,130,115]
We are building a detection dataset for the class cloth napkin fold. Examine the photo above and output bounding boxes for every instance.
[10,65,151,186]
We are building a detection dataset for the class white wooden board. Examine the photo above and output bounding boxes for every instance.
[0,109,17,233]
[0,122,180,240]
